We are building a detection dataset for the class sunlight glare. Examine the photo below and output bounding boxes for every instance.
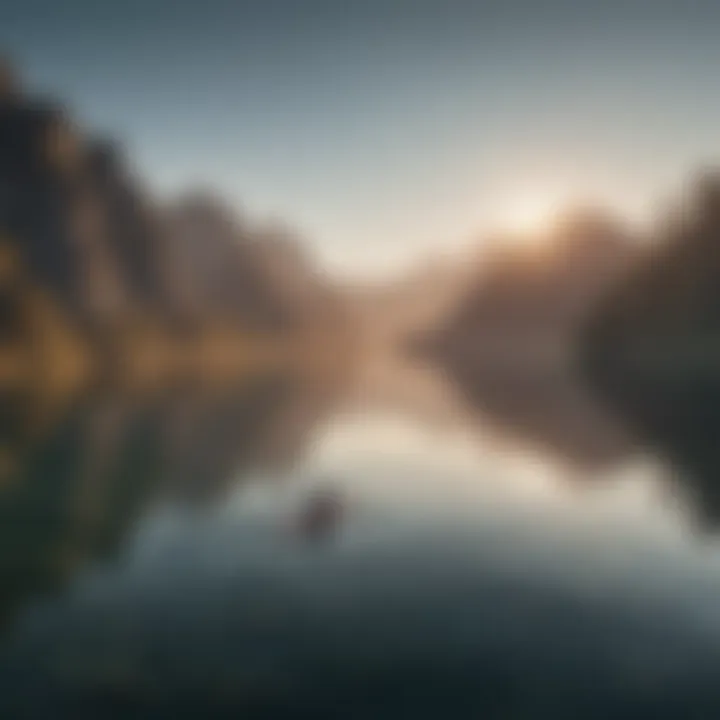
[484,184,581,249]
[495,193,565,238]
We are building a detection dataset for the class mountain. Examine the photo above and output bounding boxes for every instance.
[421,209,636,359]
[163,192,295,332]
[83,141,183,327]
[577,171,720,530]
[0,59,201,335]
[0,57,352,386]
[0,82,122,328]
[580,172,720,360]
[0,240,91,396]
[343,253,479,351]
[397,209,637,469]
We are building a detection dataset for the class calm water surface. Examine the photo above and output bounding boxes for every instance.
[1,357,720,717]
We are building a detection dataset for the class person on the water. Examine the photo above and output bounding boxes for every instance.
[295,485,345,543]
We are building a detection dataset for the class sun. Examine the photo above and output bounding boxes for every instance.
[491,192,565,241]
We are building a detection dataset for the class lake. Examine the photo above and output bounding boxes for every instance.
[1,353,720,718]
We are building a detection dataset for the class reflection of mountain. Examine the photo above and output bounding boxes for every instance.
[339,351,483,433]
[157,373,341,504]
[0,390,160,631]
[580,173,720,530]
[444,361,634,470]
[0,369,338,631]
[404,210,636,469]
[326,343,632,472]
[0,327,651,637]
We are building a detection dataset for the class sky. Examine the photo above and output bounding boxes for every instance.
[3,0,720,279]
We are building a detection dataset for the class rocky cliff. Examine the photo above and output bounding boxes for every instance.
[0,57,352,386]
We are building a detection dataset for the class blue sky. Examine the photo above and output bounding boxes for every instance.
[3,0,720,277]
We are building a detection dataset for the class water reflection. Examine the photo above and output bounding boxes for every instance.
[0,351,696,626]
[582,351,720,532]
[0,372,311,631]
[2,353,720,715]
[418,346,637,472]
